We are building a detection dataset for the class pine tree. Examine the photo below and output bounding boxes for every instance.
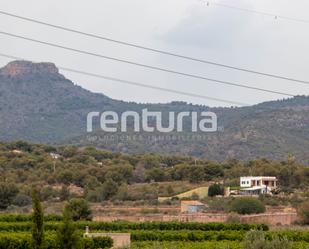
[32,188,44,249]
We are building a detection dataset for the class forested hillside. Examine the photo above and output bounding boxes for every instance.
[0,141,308,209]
[0,60,308,162]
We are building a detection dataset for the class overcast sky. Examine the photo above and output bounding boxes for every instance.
[0,0,309,107]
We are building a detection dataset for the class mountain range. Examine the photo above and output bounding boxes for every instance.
[0,60,308,163]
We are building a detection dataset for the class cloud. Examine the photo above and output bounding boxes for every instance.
[164,1,255,51]
[0,0,308,107]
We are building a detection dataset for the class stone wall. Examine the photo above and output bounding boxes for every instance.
[94,212,299,226]
[240,213,298,226]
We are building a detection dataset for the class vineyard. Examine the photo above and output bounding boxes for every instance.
[1,215,309,249]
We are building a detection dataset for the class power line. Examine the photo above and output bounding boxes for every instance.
[0,30,296,97]
[0,52,248,106]
[202,1,309,24]
[0,9,308,86]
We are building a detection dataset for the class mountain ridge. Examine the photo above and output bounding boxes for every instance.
[0,60,308,162]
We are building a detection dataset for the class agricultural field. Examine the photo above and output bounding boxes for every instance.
[1,215,309,249]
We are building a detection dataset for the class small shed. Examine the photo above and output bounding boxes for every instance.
[181,200,206,213]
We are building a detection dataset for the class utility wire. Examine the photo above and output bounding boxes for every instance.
[0,31,296,97]
[202,1,309,24]
[0,9,308,85]
[0,52,248,106]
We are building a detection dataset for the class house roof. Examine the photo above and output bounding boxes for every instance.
[181,200,204,206]
[240,176,277,180]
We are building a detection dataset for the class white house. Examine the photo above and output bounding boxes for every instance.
[240,176,277,195]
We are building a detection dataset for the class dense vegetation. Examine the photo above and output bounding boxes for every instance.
[208,184,224,197]
[132,241,309,249]
[0,233,112,249]
[230,197,266,215]
[0,217,268,232]
[0,141,309,210]
[3,217,309,249]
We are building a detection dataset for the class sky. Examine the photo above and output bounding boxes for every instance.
[0,0,309,107]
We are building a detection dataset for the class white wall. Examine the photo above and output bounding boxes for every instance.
[240,177,252,188]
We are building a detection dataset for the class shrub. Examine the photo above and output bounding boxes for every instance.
[297,200,309,224]
[258,195,281,207]
[66,199,92,221]
[59,186,70,201]
[92,237,113,249]
[0,214,61,222]
[207,198,231,212]
[243,230,292,249]
[40,186,56,201]
[230,197,265,215]
[100,178,119,201]
[130,230,245,242]
[0,233,113,249]
[0,183,19,209]
[12,194,32,207]
[0,220,269,233]
[208,184,224,197]
[227,212,241,224]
